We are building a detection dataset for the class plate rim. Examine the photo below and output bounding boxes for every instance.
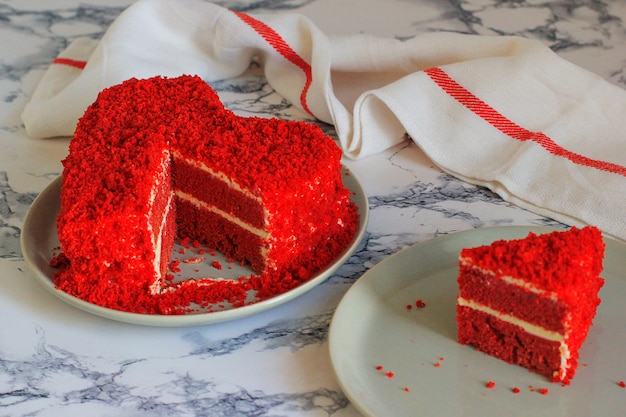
[328,225,625,417]
[20,166,369,326]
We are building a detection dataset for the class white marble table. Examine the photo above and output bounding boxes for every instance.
[1,1,625,416]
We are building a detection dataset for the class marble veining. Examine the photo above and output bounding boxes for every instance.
[1,321,350,416]
[184,311,334,355]
[0,171,36,259]
[1,0,625,415]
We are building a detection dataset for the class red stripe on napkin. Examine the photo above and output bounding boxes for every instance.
[425,67,626,178]
[232,10,314,117]
[52,57,87,69]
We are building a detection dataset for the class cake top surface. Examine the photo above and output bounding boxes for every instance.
[460,226,605,292]
[63,75,342,199]
[175,114,342,194]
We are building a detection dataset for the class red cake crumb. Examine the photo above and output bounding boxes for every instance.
[415,299,426,308]
[49,253,69,268]
[183,257,203,264]
[618,381,626,388]
[385,371,395,378]
[512,387,520,394]
[170,260,181,273]
[528,385,550,395]
[486,381,496,389]
[403,387,410,392]
[375,365,384,371]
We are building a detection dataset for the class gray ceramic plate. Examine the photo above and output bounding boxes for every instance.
[21,167,368,326]
[329,226,626,417]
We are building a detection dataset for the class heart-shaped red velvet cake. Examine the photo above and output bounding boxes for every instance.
[53,75,359,314]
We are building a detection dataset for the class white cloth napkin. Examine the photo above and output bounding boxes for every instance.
[21,0,626,241]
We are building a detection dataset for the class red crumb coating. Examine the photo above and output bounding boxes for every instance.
[460,226,605,302]
[175,115,345,195]
[457,226,605,384]
[54,75,359,313]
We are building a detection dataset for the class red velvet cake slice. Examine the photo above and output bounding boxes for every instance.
[456,226,605,384]
[55,75,359,313]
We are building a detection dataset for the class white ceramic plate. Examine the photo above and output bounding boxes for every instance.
[329,226,626,417]
[21,167,368,326]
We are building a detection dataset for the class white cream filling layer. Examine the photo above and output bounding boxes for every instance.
[149,192,174,295]
[146,149,172,294]
[458,297,564,342]
[174,190,269,240]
